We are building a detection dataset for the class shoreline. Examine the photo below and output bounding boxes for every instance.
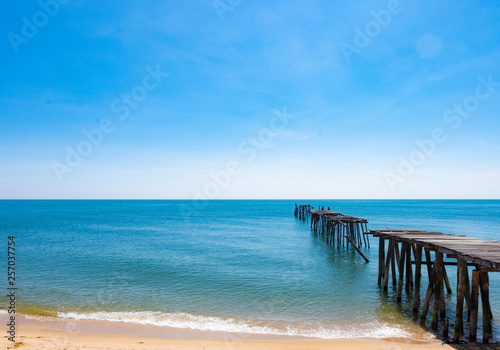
[13,313,305,341]
[4,311,436,342]
[3,323,453,350]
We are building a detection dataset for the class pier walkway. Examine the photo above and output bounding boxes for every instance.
[369,229,500,344]
[294,204,500,344]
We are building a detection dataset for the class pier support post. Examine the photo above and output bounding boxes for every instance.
[383,239,394,291]
[480,270,492,344]
[344,234,369,262]
[425,250,433,276]
[464,266,471,321]
[420,249,435,324]
[412,245,422,313]
[469,269,479,341]
[443,265,452,294]
[405,243,413,293]
[397,242,406,303]
[391,242,397,286]
[440,278,446,319]
[432,251,443,330]
[378,237,385,285]
[443,319,449,340]
[453,259,467,342]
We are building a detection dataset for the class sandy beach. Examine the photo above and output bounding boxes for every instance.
[4,324,454,350]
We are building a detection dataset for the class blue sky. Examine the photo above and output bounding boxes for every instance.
[1,0,499,199]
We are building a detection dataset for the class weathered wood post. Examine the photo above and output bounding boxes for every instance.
[412,245,422,313]
[443,266,452,294]
[432,251,444,330]
[453,259,467,342]
[378,237,385,285]
[391,243,398,286]
[344,234,369,262]
[383,239,394,291]
[397,242,406,303]
[479,270,492,343]
[465,266,471,321]
[421,249,435,323]
[405,243,413,293]
[469,269,480,341]
[443,319,449,340]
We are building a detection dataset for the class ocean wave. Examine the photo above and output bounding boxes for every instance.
[41,310,429,340]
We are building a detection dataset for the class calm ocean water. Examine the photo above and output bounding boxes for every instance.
[0,200,499,339]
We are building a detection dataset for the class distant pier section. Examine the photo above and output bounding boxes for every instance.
[294,204,370,261]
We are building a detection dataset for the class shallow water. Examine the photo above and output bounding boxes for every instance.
[0,200,498,339]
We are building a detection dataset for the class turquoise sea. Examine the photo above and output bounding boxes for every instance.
[0,200,499,340]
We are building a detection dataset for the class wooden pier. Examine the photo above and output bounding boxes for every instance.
[369,229,500,344]
[294,204,312,221]
[294,204,499,344]
[294,204,370,261]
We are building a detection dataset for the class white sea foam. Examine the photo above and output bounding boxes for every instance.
[48,310,429,340]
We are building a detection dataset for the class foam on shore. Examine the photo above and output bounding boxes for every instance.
[6,309,433,341]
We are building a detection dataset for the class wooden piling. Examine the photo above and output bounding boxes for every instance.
[464,266,471,320]
[378,237,385,285]
[440,278,446,319]
[469,269,479,341]
[397,242,406,303]
[432,251,443,330]
[421,255,435,323]
[479,270,491,344]
[453,259,467,342]
[383,239,393,291]
[425,250,433,276]
[391,242,397,286]
[405,243,413,293]
[443,265,452,294]
[443,319,449,340]
[394,243,401,286]
[412,245,422,314]
[344,234,369,263]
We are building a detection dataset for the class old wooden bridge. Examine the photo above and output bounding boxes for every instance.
[294,204,370,261]
[370,229,500,344]
[294,204,500,344]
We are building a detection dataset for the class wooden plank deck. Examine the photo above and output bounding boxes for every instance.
[309,210,342,216]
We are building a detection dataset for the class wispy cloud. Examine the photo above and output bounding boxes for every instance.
[1,0,500,198]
